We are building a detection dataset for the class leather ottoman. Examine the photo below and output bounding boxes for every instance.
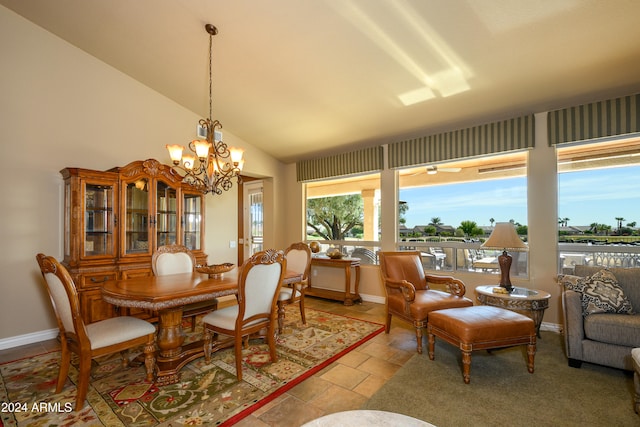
[427,305,536,384]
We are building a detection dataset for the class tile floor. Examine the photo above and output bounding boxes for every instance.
[0,297,416,426]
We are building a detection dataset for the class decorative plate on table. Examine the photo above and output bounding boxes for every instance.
[196,263,235,278]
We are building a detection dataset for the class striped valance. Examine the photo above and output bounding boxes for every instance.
[548,93,640,146]
[388,115,534,169]
[296,146,384,182]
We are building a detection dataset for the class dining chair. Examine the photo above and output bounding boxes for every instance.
[152,244,217,331]
[36,254,155,411]
[378,251,473,354]
[203,249,286,381]
[277,242,312,333]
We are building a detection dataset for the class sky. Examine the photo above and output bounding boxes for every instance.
[399,165,640,229]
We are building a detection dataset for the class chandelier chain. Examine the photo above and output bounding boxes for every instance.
[208,30,213,122]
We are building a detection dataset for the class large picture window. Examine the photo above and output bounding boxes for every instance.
[305,172,381,264]
[557,137,640,271]
[397,152,529,276]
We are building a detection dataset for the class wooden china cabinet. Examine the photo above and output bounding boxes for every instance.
[61,159,207,323]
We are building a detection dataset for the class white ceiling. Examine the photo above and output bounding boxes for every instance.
[3,0,640,164]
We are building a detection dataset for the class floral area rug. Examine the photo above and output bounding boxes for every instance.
[0,306,383,427]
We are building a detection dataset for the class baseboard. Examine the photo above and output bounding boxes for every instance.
[360,293,386,304]
[540,322,562,334]
[0,328,59,351]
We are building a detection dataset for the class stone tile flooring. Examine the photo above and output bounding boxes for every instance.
[0,298,416,426]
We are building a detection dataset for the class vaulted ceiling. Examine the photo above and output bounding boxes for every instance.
[3,0,640,163]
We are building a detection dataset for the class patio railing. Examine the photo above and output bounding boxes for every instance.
[305,240,640,276]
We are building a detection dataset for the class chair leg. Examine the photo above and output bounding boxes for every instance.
[414,324,423,354]
[268,323,278,363]
[277,300,285,334]
[234,333,244,381]
[299,295,306,325]
[144,335,155,382]
[203,327,212,363]
[385,313,392,333]
[191,315,197,332]
[120,351,129,368]
[75,353,92,411]
[56,343,71,394]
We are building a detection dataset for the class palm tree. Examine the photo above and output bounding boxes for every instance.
[489,218,495,227]
[615,217,625,232]
[429,217,443,226]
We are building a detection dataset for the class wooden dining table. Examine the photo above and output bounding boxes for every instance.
[101,268,302,385]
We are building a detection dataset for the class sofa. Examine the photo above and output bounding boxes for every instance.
[558,265,640,371]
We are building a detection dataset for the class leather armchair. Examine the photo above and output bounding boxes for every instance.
[378,251,473,353]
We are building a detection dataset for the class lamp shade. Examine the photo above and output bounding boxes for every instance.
[481,222,528,251]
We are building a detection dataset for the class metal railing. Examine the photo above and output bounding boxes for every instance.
[558,242,640,272]
[305,239,640,276]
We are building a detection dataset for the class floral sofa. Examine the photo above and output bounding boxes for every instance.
[558,265,640,371]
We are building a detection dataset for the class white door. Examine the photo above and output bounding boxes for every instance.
[243,181,263,257]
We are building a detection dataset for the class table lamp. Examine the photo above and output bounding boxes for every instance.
[480,222,528,292]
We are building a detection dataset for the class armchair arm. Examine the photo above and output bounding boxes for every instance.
[383,278,416,302]
[425,274,467,297]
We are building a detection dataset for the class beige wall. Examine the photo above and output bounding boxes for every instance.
[0,7,287,344]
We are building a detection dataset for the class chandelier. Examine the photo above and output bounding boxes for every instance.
[166,24,244,195]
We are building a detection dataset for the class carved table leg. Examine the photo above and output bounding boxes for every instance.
[343,264,353,306]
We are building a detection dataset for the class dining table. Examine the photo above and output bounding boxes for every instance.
[101,267,302,385]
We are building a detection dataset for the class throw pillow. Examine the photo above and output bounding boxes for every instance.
[575,270,634,316]
[558,274,583,291]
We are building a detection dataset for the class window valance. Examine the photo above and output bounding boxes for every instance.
[548,93,640,146]
[387,115,534,169]
[296,146,384,182]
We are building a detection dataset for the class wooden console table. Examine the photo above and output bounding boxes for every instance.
[475,285,551,337]
[306,256,361,306]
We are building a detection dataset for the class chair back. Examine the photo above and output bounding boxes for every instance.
[237,249,286,327]
[152,244,196,276]
[36,254,89,343]
[378,251,428,290]
[284,242,311,281]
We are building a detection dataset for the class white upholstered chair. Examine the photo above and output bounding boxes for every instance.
[36,254,155,411]
[152,244,217,330]
[203,249,286,381]
[277,242,312,333]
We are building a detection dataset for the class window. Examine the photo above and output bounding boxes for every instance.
[557,137,640,271]
[397,152,529,276]
[305,172,380,263]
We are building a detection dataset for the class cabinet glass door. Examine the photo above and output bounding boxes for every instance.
[124,178,150,254]
[84,183,115,256]
[183,192,202,251]
[156,180,178,247]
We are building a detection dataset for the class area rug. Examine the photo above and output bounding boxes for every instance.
[0,306,383,427]
[363,331,638,427]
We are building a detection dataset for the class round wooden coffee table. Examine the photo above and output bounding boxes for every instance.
[475,285,551,337]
